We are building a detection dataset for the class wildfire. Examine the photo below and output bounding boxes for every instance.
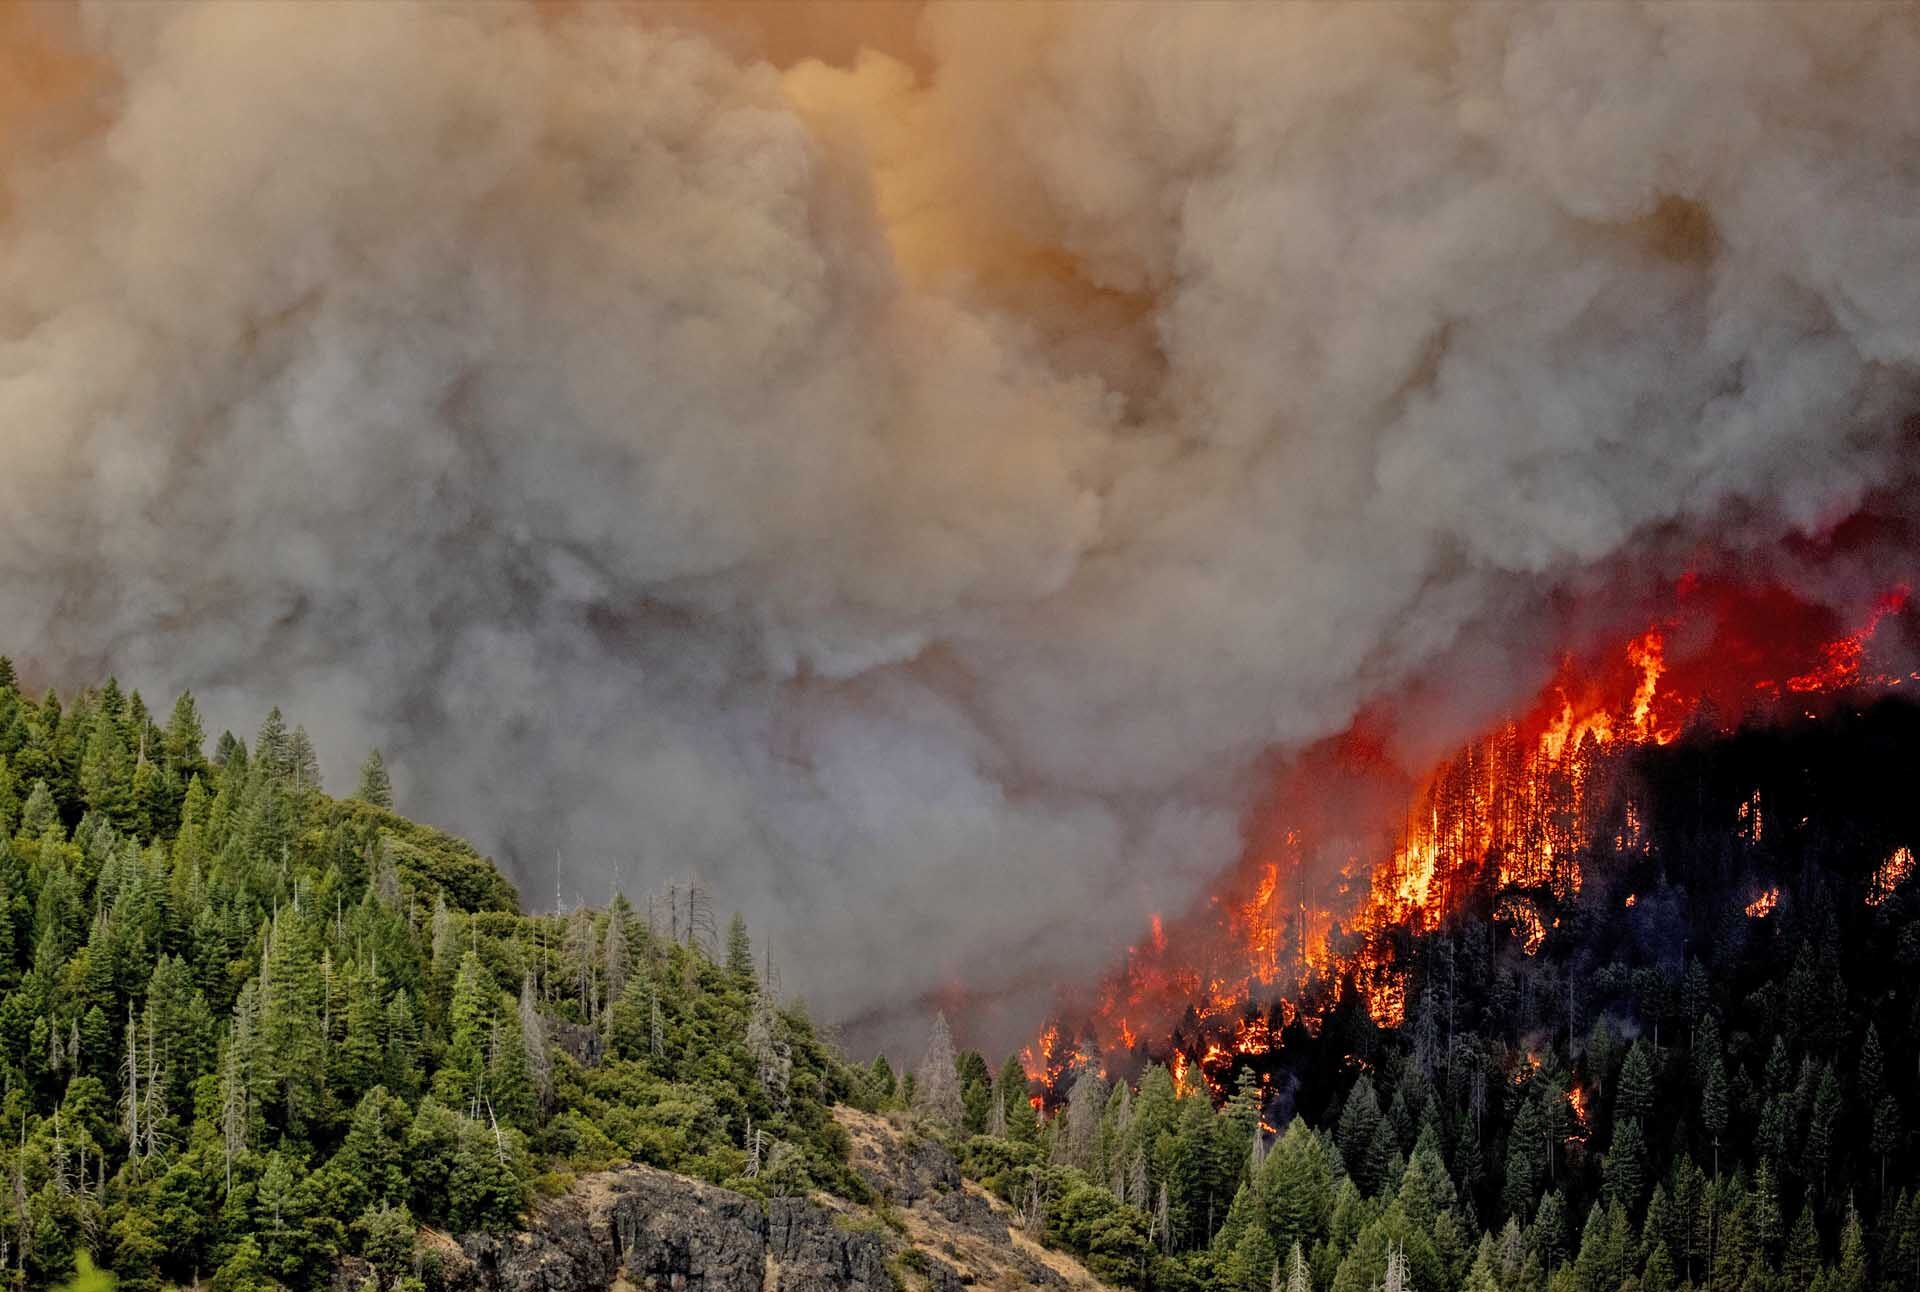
[1021,579,1914,1107]
[1869,847,1914,907]
[1566,1085,1591,1143]
[1022,1023,1094,1090]
[1495,895,1548,956]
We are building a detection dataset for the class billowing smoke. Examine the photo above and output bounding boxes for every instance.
[3,1,1918,1050]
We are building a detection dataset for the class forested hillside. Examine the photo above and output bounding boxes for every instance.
[924,699,1920,1292]
[9,660,1920,1292]
[0,663,867,1290]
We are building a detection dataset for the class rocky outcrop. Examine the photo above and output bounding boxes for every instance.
[767,1199,895,1291]
[408,1110,1114,1292]
[440,1165,893,1292]
[842,1123,961,1206]
[925,1190,1007,1248]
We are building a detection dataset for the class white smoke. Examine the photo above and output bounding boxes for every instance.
[3,1,1917,1049]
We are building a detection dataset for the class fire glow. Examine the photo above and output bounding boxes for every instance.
[1025,580,1916,1102]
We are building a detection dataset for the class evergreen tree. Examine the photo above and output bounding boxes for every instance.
[1783,1199,1820,1288]
[1701,1051,1729,1178]
[254,707,292,784]
[438,950,492,1112]
[997,1054,1035,1141]
[1607,1117,1649,1215]
[1806,1064,1843,1193]
[912,1011,964,1127]
[162,690,208,780]
[288,726,321,793]
[725,911,754,982]
[354,748,393,808]
[1336,1077,1384,1191]
[21,777,58,836]
[1617,1039,1655,1124]
[1873,1092,1903,1195]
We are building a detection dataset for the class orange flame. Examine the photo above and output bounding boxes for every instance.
[1745,887,1780,919]
[1022,580,1912,1104]
[1869,848,1912,908]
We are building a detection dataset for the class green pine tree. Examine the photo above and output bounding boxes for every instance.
[355,748,393,808]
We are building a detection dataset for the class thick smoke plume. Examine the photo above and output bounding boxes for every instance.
[3,2,1918,1049]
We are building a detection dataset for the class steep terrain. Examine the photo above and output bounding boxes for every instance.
[343,1108,1114,1292]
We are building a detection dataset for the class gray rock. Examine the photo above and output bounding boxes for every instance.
[767,1198,895,1292]
[921,1254,972,1291]
[926,1190,1008,1248]
[608,1170,767,1292]
[445,1166,898,1292]
[852,1131,962,1206]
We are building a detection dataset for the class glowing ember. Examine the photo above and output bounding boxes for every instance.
[1745,887,1780,919]
[1869,847,1914,907]
[1623,893,1637,907]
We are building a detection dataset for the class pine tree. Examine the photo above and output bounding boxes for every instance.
[1641,1240,1676,1292]
[78,706,132,825]
[1835,1195,1867,1292]
[162,691,207,783]
[1504,1097,1545,1220]
[603,906,629,1015]
[1065,1067,1107,1170]
[912,1012,964,1127]
[519,973,550,1109]
[1783,1200,1819,1288]
[255,708,292,784]
[338,963,385,1103]
[869,1053,896,1100]
[1607,1117,1649,1214]
[488,991,535,1128]
[1532,1189,1569,1267]
[354,749,393,808]
[1617,1039,1655,1123]
[1806,1064,1842,1193]
[288,726,321,793]
[21,778,58,836]
[997,1054,1035,1141]
[725,912,754,982]
[1861,1023,1885,1102]
[1873,1093,1903,1195]
[438,950,491,1112]
[1701,1052,1729,1178]
[1283,1240,1310,1292]
[1462,1233,1499,1292]
[1335,1076,1383,1190]
[1265,1118,1333,1260]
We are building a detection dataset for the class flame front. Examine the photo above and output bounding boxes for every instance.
[1026,580,1916,1103]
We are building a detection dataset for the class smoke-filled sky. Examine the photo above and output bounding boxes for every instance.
[3,1,1919,1051]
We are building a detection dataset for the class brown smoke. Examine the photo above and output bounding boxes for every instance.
[2,2,1917,1049]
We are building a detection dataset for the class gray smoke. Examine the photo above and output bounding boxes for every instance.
[3,1,1918,1050]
